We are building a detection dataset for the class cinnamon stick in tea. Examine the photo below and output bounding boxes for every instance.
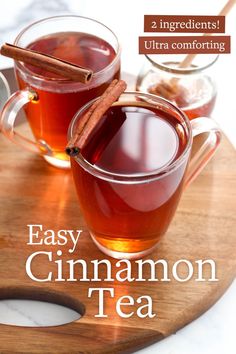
[0,43,93,84]
[66,79,127,156]
[68,79,119,145]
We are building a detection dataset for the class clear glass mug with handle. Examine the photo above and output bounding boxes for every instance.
[68,92,221,259]
[0,15,121,168]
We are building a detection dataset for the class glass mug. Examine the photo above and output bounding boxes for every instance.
[68,92,221,260]
[0,15,121,168]
[136,54,217,120]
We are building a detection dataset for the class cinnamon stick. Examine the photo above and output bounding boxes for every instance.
[66,79,127,156]
[0,43,93,84]
[68,79,119,146]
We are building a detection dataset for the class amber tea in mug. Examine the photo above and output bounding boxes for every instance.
[0,16,120,168]
[69,93,221,259]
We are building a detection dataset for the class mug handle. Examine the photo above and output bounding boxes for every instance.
[185,117,221,187]
[0,88,52,155]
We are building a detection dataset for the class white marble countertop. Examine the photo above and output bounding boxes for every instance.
[0,1,235,353]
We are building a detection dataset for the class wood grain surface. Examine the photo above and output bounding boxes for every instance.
[0,69,235,353]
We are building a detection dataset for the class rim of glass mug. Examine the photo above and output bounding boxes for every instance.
[145,54,219,75]
[14,15,121,89]
[68,91,193,184]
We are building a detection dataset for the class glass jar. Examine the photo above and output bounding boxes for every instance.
[136,54,218,120]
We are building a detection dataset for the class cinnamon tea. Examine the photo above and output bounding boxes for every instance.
[16,31,120,165]
[71,102,189,256]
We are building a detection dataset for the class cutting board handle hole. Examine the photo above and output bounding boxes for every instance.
[0,286,84,327]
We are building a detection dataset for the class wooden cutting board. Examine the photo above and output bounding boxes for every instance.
[0,69,235,353]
